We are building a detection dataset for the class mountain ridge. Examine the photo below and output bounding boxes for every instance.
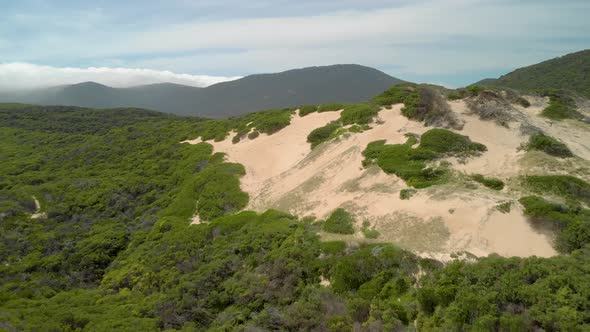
[0,64,403,118]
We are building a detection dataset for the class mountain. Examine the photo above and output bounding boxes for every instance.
[0,64,403,118]
[475,49,590,97]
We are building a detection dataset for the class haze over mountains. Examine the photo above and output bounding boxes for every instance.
[0,64,402,118]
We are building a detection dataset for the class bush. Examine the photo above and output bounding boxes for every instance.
[523,175,590,205]
[362,229,380,239]
[539,90,582,120]
[496,201,512,213]
[307,122,342,148]
[322,208,355,234]
[247,131,260,140]
[317,103,345,113]
[471,174,505,190]
[340,103,380,125]
[231,135,241,144]
[514,97,531,108]
[419,129,487,157]
[299,105,318,117]
[399,189,417,200]
[520,195,590,253]
[525,133,573,158]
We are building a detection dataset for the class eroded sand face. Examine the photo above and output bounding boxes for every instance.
[184,104,559,258]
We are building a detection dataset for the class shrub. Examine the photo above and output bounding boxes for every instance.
[299,105,318,117]
[496,201,512,213]
[362,229,380,239]
[307,122,342,148]
[514,97,531,108]
[520,195,590,253]
[317,103,345,113]
[447,91,463,101]
[363,138,445,188]
[541,102,581,120]
[340,103,379,125]
[539,90,582,120]
[471,174,505,190]
[247,131,260,139]
[320,241,346,255]
[400,189,417,200]
[231,134,241,144]
[322,208,355,234]
[525,133,573,157]
[523,175,590,205]
[419,129,487,157]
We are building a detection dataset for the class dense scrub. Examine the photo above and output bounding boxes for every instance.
[525,133,573,157]
[362,129,485,188]
[2,103,590,331]
[523,175,590,205]
[490,49,590,99]
[0,104,246,311]
[520,196,590,253]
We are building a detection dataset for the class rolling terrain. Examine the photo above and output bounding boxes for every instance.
[2,52,590,330]
[0,64,402,118]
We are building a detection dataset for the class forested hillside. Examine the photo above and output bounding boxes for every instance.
[1,101,590,331]
[478,50,590,98]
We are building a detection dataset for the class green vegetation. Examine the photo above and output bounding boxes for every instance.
[496,201,512,214]
[374,83,461,128]
[519,175,590,253]
[317,103,345,113]
[400,188,417,200]
[361,220,380,239]
[520,196,590,253]
[322,208,356,234]
[490,49,590,98]
[526,133,573,157]
[306,103,380,148]
[197,107,295,142]
[470,174,505,190]
[363,129,485,188]
[340,103,379,125]
[306,122,342,148]
[363,128,488,188]
[515,96,531,107]
[247,130,260,139]
[298,104,318,116]
[3,102,590,331]
[523,175,590,205]
[419,129,487,156]
[534,89,583,121]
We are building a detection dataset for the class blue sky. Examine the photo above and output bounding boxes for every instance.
[1,0,589,88]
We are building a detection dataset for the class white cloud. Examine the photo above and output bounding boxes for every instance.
[0,63,240,90]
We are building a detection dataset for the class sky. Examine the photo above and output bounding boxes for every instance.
[0,0,588,89]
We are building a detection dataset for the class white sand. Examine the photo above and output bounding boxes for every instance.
[184,105,559,258]
[30,196,47,219]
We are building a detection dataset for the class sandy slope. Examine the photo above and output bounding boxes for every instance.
[184,104,562,258]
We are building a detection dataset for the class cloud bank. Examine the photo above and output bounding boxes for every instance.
[0,63,240,90]
[1,0,589,86]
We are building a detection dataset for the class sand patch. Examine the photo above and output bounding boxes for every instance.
[183,105,558,258]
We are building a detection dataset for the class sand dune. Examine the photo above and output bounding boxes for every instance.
[184,103,561,258]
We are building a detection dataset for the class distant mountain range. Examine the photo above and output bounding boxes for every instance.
[474,49,590,98]
[0,64,403,118]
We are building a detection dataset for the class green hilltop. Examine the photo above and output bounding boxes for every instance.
[478,49,590,98]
